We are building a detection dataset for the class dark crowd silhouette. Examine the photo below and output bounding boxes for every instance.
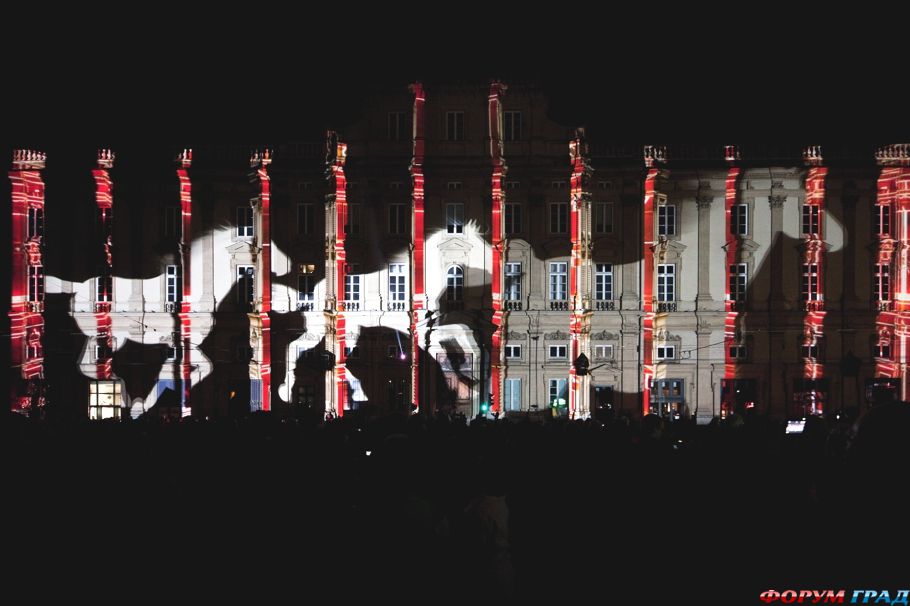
[3,402,908,602]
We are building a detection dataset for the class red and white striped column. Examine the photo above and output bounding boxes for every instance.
[488,81,507,416]
[641,145,666,415]
[326,133,348,418]
[250,149,273,412]
[9,150,47,414]
[568,130,593,419]
[722,145,742,415]
[801,146,827,415]
[878,144,910,399]
[93,150,116,382]
[409,82,426,415]
[176,149,193,415]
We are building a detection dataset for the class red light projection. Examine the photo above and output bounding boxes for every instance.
[326,133,348,418]
[176,149,193,413]
[93,150,116,382]
[568,129,593,419]
[409,82,426,415]
[488,81,507,416]
[250,149,272,412]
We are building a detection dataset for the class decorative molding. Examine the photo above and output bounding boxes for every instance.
[507,330,526,340]
[591,330,619,341]
[544,330,570,340]
[769,195,787,209]
[695,196,713,210]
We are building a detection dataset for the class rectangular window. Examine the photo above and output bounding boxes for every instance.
[729,346,747,359]
[875,204,892,236]
[446,111,464,141]
[801,264,820,301]
[504,378,521,412]
[503,111,522,141]
[505,262,522,301]
[731,204,748,236]
[594,344,613,359]
[549,378,568,407]
[801,204,820,236]
[657,205,676,237]
[729,263,747,302]
[446,203,464,234]
[875,264,891,301]
[237,206,253,238]
[594,203,614,234]
[548,345,567,359]
[595,263,613,301]
[388,204,407,235]
[28,265,44,303]
[504,203,521,235]
[801,344,819,359]
[295,384,316,407]
[297,203,314,235]
[297,273,315,306]
[96,268,113,302]
[551,181,567,190]
[345,265,361,301]
[27,207,44,239]
[163,207,180,238]
[237,265,255,308]
[345,204,362,235]
[388,111,408,141]
[549,262,567,301]
[505,344,522,359]
[447,181,463,190]
[875,342,891,359]
[166,265,182,303]
[505,181,520,190]
[88,380,122,420]
[657,264,675,302]
[389,263,406,302]
[549,203,568,233]
[656,345,676,360]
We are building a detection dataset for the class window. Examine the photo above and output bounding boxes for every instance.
[801,264,820,301]
[875,341,891,359]
[801,204,820,236]
[446,181,463,190]
[389,263,406,303]
[549,203,568,233]
[505,181,520,190]
[345,204,362,235]
[345,264,361,301]
[446,203,464,234]
[446,111,464,141]
[548,345,567,359]
[504,203,521,235]
[594,203,614,234]
[549,378,568,407]
[549,262,567,301]
[27,207,44,239]
[388,204,407,235]
[446,266,463,302]
[875,264,891,301]
[165,346,177,361]
[729,345,747,359]
[657,264,675,302]
[503,111,522,141]
[874,204,892,236]
[28,265,44,302]
[163,207,180,238]
[504,378,521,412]
[96,268,112,302]
[595,264,613,301]
[295,384,316,407]
[731,204,748,235]
[166,265,182,303]
[505,345,522,359]
[297,273,315,307]
[237,265,255,308]
[237,206,253,238]
[594,344,613,359]
[657,205,676,237]
[597,181,612,190]
[505,263,522,301]
[551,181,567,190]
[95,340,113,361]
[801,343,819,359]
[297,203,315,235]
[88,380,122,420]
[729,263,747,302]
[388,111,408,141]
[656,345,676,360]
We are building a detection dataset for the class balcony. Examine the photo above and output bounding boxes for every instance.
[27,301,44,313]
[656,302,677,313]
[94,302,112,313]
[343,300,361,312]
[804,300,825,312]
[387,301,406,311]
[875,300,893,312]
[164,302,178,313]
[505,300,523,311]
[549,301,569,311]
[595,300,615,311]
[297,301,315,312]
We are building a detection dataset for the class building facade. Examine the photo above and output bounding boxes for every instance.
[7,82,910,423]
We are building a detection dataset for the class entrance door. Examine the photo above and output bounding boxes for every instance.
[592,385,614,420]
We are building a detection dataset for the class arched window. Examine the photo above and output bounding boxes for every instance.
[446,266,463,302]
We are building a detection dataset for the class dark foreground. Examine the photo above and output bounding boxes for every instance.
[3,405,908,603]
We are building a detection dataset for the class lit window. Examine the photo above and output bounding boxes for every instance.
[549,262,567,301]
[505,263,522,301]
[237,206,253,238]
[548,378,567,407]
[548,345,567,359]
[446,203,464,234]
[446,112,464,141]
[504,378,521,411]
[657,205,676,237]
[549,203,568,233]
[657,264,675,302]
[595,264,613,301]
[88,380,122,420]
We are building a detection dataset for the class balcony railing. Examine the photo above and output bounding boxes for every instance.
[387,301,406,311]
[343,300,361,311]
[875,300,893,312]
[164,302,178,313]
[595,300,615,311]
[297,301,315,312]
[550,301,569,311]
[656,302,677,313]
[804,300,825,312]
[94,302,112,313]
[27,301,44,313]
[505,300,523,311]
